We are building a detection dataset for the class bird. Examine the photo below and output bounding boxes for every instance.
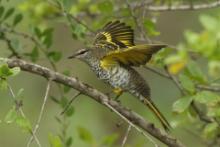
[68,20,170,131]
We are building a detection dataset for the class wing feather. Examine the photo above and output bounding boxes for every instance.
[100,44,166,69]
[94,20,134,49]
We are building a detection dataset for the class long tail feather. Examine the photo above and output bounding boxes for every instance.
[143,98,171,132]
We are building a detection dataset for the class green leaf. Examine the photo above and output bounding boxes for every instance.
[203,122,218,139]
[98,0,113,14]
[193,91,220,105]
[143,19,160,36]
[13,13,23,26]
[34,27,42,39]
[10,67,20,77]
[65,137,73,147]
[0,64,13,78]
[60,96,68,108]
[10,38,21,52]
[172,96,193,113]
[47,51,62,62]
[71,24,86,40]
[15,116,32,133]
[179,73,195,94]
[0,79,8,90]
[77,126,93,143]
[16,88,24,98]
[25,47,39,62]
[101,133,118,146]
[65,106,74,117]
[42,28,54,48]
[0,6,4,18]
[3,7,15,20]
[199,15,218,31]
[48,133,62,147]
[4,107,17,124]
[185,61,207,83]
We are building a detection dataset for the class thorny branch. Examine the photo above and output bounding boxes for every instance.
[0,57,184,147]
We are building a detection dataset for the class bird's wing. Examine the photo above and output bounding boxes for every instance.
[93,20,135,50]
[100,44,166,69]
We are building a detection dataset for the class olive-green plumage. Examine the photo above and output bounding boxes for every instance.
[69,20,170,131]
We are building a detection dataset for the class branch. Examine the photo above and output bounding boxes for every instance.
[8,85,41,147]
[0,57,184,147]
[139,1,220,11]
[27,80,51,147]
[196,85,220,92]
[121,125,132,147]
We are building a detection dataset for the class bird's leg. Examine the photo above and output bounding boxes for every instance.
[113,88,123,102]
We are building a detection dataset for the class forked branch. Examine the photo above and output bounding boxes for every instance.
[0,57,184,147]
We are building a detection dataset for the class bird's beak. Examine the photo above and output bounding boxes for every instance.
[68,53,77,59]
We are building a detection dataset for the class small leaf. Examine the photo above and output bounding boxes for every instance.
[0,6,4,18]
[193,91,220,105]
[0,79,8,90]
[25,47,39,62]
[34,27,42,39]
[101,133,118,146]
[179,73,195,94]
[48,133,62,147]
[185,61,207,83]
[143,19,160,36]
[66,137,73,147]
[10,38,21,52]
[42,28,54,48]
[10,67,20,77]
[16,88,24,98]
[199,15,217,31]
[173,96,193,113]
[65,106,74,117]
[97,0,113,14]
[4,107,17,124]
[15,116,32,133]
[77,126,93,143]
[3,7,15,20]
[0,64,13,78]
[203,122,218,139]
[47,51,62,62]
[13,13,23,26]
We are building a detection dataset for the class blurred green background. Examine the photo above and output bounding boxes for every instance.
[1,0,220,147]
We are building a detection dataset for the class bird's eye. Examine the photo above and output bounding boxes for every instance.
[78,49,88,55]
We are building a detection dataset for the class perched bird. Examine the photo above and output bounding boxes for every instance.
[69,20,170,131]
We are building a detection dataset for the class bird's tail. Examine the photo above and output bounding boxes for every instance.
[142,98,171,132]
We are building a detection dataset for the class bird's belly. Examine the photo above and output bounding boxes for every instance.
[91,64,130,89]
[108,67,130,89]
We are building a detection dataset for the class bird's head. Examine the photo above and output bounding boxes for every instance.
[68,48,92,60]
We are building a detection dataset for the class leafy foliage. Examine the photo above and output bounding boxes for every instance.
[0,0,220,146]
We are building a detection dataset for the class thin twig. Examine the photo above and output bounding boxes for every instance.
[1,58,184,147]
[143,66,170,78]
[125,0,151,42]
[136,0,220,11]
[104,102,160,147]
[60,92,81,115]
[8,85,42,147]
[27,80,51,147]
[121,125,132,147]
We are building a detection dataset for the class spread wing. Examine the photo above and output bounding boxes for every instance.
[94,20,135,50]
[100,44,166,69]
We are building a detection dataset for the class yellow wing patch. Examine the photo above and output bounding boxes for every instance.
[94,20,135,49]
[100,44,166,69]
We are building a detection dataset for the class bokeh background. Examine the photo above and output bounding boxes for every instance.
[0,0,220,147]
